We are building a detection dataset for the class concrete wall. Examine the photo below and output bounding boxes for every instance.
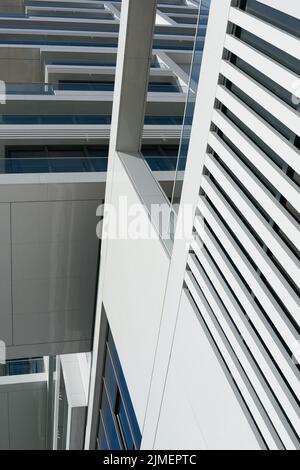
[0,374,47,450]
[0,47,41,83]
[0,0,24,14]
[0,182,103,359]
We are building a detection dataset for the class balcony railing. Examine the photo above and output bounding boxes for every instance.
[0,114,186,125]
[0,157,108,173]
[0,37,196,49]
[3,82,187,95]
[0,155,184,174]
[2,358,45,376]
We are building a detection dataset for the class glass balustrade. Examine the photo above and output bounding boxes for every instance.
[0,114,184,125]
[45,60,167,68]
[0,36,194,51]
[27,13,115,20]
[0,39,119,47]
[0,157,108,173]
[0,156,184,175]
[0,36,196,53]
[0,156,184,174]
[3,358,45,376]
[153,43,194,50]
[3,82,187,95]
[0,24,119,32]
[170,0,212,210]
[47,60,117,66]
[155,29,196,36]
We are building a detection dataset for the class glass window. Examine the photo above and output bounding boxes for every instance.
[101,385,123,450]
[96,327,142,450]
[115,394,135,450]
[97,415,109,451]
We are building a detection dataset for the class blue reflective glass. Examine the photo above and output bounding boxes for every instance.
[56,82,115,91]
[2,144,181,175]
[10,24,118,33]
[171,0,211,207]
[90,158,108,172]
[116,396,135,450]
[0,114,183,126]
[146,157,177,171]
[172,17,198,24]
[148,83,180,92]
[155,29,196,36]
[50,158,92,172]
[107,331,141,448]
[153,43,194,50]
[101,386,122,450]
[5,159,49,173]
[1,157,108,174]
[97,415,109,451]
[0,115,38,124]
[103,350,118,408]
[49,60,116,67]
[6,357,44,375]
[144,115,183,125]
[96,326,142,450]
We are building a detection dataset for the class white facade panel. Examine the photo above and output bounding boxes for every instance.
[102,155,170,428]
[155,289,262,450]
[0,376,47,450]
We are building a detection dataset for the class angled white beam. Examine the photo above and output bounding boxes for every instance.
[141,0,233,449]
[110,0,157,152]
[104,2,121,20]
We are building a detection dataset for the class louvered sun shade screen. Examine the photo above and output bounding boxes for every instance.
[185,0,300,450]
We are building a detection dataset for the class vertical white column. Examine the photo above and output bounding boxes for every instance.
[85,0,158,449]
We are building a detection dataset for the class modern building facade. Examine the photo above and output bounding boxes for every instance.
[0,0,299,451]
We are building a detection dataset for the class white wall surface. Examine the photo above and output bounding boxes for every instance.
[102,156,170,428]
[154,290,262,450]
[60,354,88,450]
